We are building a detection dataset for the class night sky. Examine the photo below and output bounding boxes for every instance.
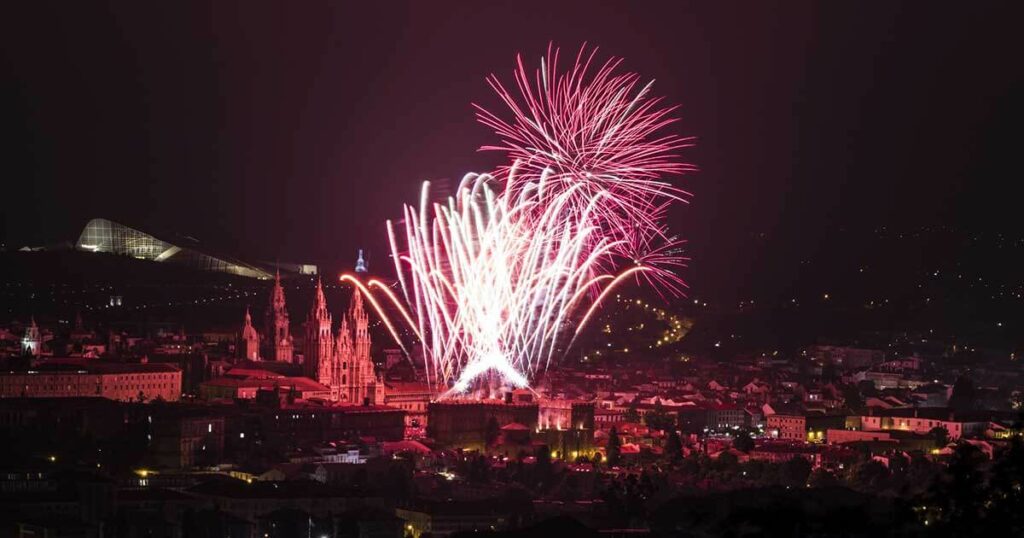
[3,1,1022,305]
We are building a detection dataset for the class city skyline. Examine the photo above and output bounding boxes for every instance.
[2,3,1023,536]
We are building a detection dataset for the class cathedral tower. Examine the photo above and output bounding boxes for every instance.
[336,315,352,387]
[304,277,334,390]
[263,269,294,362]
[334,288,384,405]
[351,288,371,365]
[240,308,260,361]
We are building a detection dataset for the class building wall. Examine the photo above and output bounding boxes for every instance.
[857,414,986,440]
[709,408,746,429]
[256,406,405,450]
[826,429,893,444]
[767,414,806,441]
[0,370,182,402]
[384,387,432,429]
[427,402,539,450]
[151,415,225,469]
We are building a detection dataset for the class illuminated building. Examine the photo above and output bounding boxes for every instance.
[304,277,334,390]
[766,405,807,441]
[338,289,383,405]
[536,400,596,460]
[76,218,273,279]
[302,282,384,404]
[427,396,595,456]
[427,400,539,451]
[0,362,182,401]
[851,408,992,440]
[384,381,434,431]
[748,443,821,466]
[263,270,294,362]
[198,369,332,401]
[239,308,259,361]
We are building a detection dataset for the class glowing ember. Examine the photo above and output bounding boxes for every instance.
[342,45,693,397]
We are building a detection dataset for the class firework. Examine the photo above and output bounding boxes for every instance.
[343,45,692,397]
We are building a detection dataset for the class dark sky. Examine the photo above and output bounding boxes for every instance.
[3,1,1022,303]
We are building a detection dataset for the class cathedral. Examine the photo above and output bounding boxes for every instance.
[303,278,384,405]
[244,270,383,405]
[262,270,294,362]
[239,308,259,361]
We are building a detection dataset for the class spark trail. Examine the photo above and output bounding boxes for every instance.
[343,45,693,398]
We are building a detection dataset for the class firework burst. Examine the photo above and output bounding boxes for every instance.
[343,45,693,397]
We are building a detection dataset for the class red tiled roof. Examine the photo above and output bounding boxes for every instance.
[223,368,283,380]
[384,381,433,394]
[202,376,330,392]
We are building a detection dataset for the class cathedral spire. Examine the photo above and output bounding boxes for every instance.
[240,306,259,361]
[304,276,334,388]
[314,276,326,308]
[355,249,368,273]
[263,269,293,362]
[337,314,352,349]
[349,287,365,319]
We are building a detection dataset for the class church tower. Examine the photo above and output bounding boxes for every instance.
[336,315,353,392]
[351,289,371,366]
[263,269,294,362]
[304,277,334,391]
[239,308,260,361]
[355,249,368,273]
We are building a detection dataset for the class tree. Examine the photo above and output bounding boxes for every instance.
[733,431,755,453]
[929,425,950,448]
[850,459,889,492]
[645,400,674,432]
[924,442,987,533]
[948,375,977,412]
[841,384,865,412]
[679,453,701,477]
[780,456,812,488]
[987,437,1024,531]
[821,360,839,382]
[286,385,298,405]
[535,445,552,482]
[807,467,840,488]
[484,416,500,447]
[663,429,683,463]
[623,401,640,423]
[469,454,490,483]
[606,427,622,466]
[714,450,740,476]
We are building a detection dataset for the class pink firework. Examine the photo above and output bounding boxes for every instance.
[344,46,693,396]
[476,44,694,259]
